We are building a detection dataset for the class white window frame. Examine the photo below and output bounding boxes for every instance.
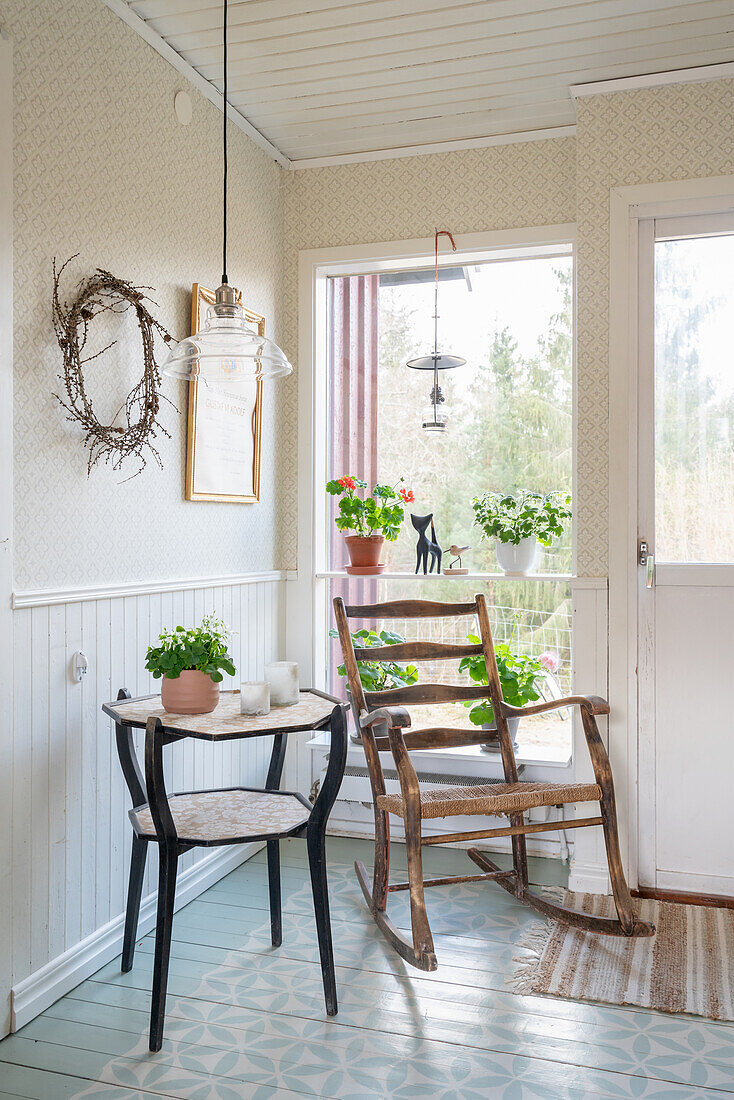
[289,225,578,795]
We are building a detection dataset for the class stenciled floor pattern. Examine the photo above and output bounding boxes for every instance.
[1,837,733,1099]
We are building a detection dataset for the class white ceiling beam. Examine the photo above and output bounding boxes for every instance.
[570,60,734,97]
[289,124,577,170]
[101,0,291,168]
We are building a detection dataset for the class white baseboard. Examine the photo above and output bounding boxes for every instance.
[10,841,263,1031]
[568,860,611,894]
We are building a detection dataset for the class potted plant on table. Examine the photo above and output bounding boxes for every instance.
[459,632,544,753]
[329,627,419,742]
[145,614,236,715]
[471,489,572,575]
[326,475,414,574]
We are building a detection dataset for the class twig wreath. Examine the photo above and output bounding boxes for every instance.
[52,255,176,477]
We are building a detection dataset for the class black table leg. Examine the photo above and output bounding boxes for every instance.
[150,843,178,1053]
[114,689,149,972]
[265,733,287,947]
[121,835,148,972]
[306,705,347,1015]
[145,716,180,1053]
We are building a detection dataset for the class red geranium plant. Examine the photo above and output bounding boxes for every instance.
[326,476,413,541]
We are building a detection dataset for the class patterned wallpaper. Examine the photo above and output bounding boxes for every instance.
[8,0,733,589]
[5,0,290,589]
[575,78,734,575]
[281,138,578,567]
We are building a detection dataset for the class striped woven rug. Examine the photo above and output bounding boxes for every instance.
[511,891,734,1021]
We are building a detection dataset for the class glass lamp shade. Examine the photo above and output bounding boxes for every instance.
[422,401,449,432]
[162,287,292,383]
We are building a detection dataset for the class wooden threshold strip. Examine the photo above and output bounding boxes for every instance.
[387,869,514,892]
[422,815,604,846]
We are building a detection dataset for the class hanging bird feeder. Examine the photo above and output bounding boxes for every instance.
[406,229,465,432]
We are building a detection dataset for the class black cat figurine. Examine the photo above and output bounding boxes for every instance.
[411,513,442,575]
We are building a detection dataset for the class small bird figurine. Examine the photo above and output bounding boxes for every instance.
[444,544,470,575]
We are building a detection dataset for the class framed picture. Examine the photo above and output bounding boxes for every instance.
[185,283,263,503]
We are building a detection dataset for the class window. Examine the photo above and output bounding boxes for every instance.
[654,230,734,562]
[322,243,575,763]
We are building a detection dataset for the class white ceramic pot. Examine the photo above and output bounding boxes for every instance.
[496,537,538,575]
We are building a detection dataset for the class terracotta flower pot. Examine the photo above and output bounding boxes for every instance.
[344,534,385,573]
[161,669,220,715]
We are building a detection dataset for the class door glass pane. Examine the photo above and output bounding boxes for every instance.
[655,234,734,562]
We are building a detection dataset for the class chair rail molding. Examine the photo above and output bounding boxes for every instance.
[0,32,14,1039]
[12,569,289,609]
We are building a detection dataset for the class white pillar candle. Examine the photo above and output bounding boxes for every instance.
[265,661,299,706]
[240,681,270,716]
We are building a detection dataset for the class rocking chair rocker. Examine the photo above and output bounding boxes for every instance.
[333,593,653,972]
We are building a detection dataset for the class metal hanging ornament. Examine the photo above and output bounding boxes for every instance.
[406,229,465,432]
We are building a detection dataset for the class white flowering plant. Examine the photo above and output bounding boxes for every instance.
[145,614,236,682]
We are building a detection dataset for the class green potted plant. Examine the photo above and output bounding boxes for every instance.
[459,632,544,752]
[472,489,572,575]
[329,627,418,742]
[145,613,236,715]
[326,475,415,574]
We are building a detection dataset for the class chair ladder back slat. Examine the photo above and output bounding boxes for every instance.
[364,682,488,707]
[345,599,477,620]
[353,641,483,663]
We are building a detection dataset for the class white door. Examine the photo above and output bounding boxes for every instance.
[637,212,734,898]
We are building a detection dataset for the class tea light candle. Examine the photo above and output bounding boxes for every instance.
[240,681,270,716]
[265,661,299,706]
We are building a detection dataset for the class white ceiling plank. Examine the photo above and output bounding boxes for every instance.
[225,23,725,104]
[246,76,576,126]
[277,102,576,158]
[217,20,734,88]
[191,8,734,76]
[252,88,575,134]
[161,0,713,52]
[111,0,734,163]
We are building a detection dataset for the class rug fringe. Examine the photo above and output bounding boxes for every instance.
[506,885,566,994]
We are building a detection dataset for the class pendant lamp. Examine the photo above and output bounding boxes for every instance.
[162,0,292,383]
[406,229,465,432]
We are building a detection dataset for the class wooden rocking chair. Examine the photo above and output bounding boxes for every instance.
[333,593,654,972]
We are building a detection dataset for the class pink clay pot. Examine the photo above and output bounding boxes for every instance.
[161,669,220,715]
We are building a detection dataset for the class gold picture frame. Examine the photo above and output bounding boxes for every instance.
[185,283,263,503]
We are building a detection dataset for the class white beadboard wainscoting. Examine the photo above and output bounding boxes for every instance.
[7,571,288,1034]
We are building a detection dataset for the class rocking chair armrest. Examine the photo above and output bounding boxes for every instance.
[502,694,610,719]
[360,706,412,731]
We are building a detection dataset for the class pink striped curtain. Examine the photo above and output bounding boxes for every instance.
[327,274,380,570]
[327,275,380,693]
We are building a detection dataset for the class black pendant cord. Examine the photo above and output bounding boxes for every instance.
[221,0,229,285]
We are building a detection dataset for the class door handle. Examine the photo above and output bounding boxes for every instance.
[638,539,654,587]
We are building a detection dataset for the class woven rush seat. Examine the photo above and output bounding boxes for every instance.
[132,789,310,842]
[377,779,602,820]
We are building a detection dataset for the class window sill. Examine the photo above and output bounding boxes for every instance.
[307,729,572,775]
[316,571,573,582]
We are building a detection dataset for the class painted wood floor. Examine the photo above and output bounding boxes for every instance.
[1,837,733,1099]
